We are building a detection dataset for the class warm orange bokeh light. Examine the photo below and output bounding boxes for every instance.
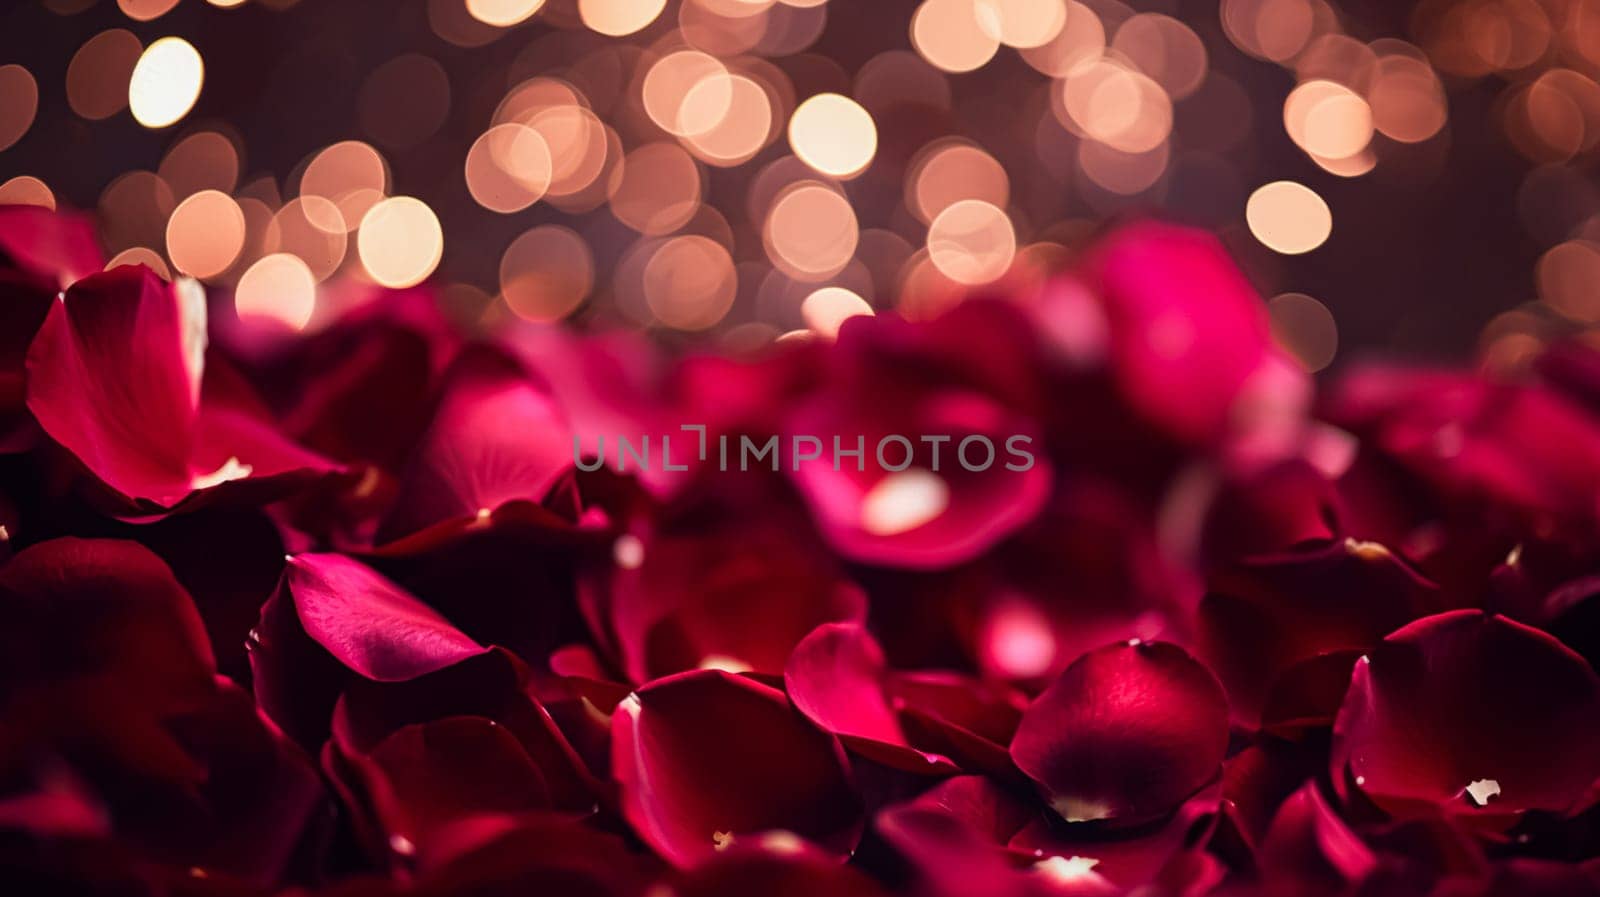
[166,189,246,280]
[236,253,318,330]
[358,196,443,289]
[501,225,595,322]
[764,181,860,281]
[927,199,1016,285]
[129,37,204,129]
[1247,181,1332,254]
[0,65,39,153]
[789,93,878,179]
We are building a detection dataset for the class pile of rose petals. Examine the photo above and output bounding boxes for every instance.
[3,203,1600,897]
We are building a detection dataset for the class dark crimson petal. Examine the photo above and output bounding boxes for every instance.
[611,669,863,867]
[331,715,553,866]
[331,648,595,812]
[410,812,656,895]
[26,268,202,504]
[0,538,217,782]
[584,472,865,683]
[893,671,1026,779]
[0,536,215,706]
[1197,537,1440,731]
[376,346,572,544]
[1257,783,1376,897]
[664,840,887,897]
[1331,610,1600,827]
[1221,734,1331,847]
[0,205,104,287]
[1007,783,1224,891]
[1481,859,1600,897]
[1010,641,1229,825]
[1193,458,1342,572]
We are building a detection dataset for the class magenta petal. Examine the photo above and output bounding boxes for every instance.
[1073,221,1281,444]
[785,622,905,746]
[1331,610,1600,827]
[1010,641,1229,825]
[376,346,572,544]
[611,669,863,867]
[281,552,484,681]
[1257,783,1377,897]
[26,267,202,504]
[0,205,104,287]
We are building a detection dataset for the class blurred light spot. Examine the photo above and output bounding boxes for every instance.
[1221,0,1317,63]
[802,287,874,338]
[610,142,702,235]
[1112,13,1208,99]
[301,141,388,233]
[129,37,204,129]
[358,197,442,289]
[764,181,859,280]
[465,124,553,213]
[581,0,668,36]
[1019,1,1103,76]
[1367,54,1447,144]
[1056,59,1172,153]
[67,29,142,121]
[0,65,39,152]
[861,469,948,535]
[106,246,170,279]
[166,189,246,279]
[530,104,609,198]
[0,176,54,209]
[236,253,316,330]
[501,225,594,322]
[984,602,1056,678]
[975,0,1066,49]
[1538,240,1600,323]
[99,170,176,253]
[912,0,1001,73]
[1078,139,1169,195]
[644,51,732,138]
[1246,181,1331,254]
[910,140,1009,224]
[645,235,738,330]
[855,50,952,114]
[359,54,451,150]
[466,0,545,27]
[684,73,773,165]
[927,198,1016,284]
[1285,80,1372,161]
[1268,292,1338,371]
[266,197,347,281]
[159,130,240,199]
[789,93,876,178]
[118,0,179,20]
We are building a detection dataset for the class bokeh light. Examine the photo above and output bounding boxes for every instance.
[358,196,443,289]
[236,253,317,330]
[166,189,246,280]
[1268,292,1339,371]
[0,65,39,153]
[764,181,859,280]
[1246,180,1332,254]
[128,37,204,129]
[788,93,877,178]
[645,235,738,330]
[802,286,875,339]
[927,199,1016,284]
[67,29,142,121]
[501,225,595,322]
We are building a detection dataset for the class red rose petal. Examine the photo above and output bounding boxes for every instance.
[26,267,202,504]
[1257,783,1377,897]
[1332,610,1600,827]
[611,669,863,867]
[1010,640,1229,825]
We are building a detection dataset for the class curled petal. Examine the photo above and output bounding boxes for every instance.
[1257,783,1376,897]
[1011,641,1229,825]
[376,346,572,544]
[611,669,863,867]
[1332,610,1600,827]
